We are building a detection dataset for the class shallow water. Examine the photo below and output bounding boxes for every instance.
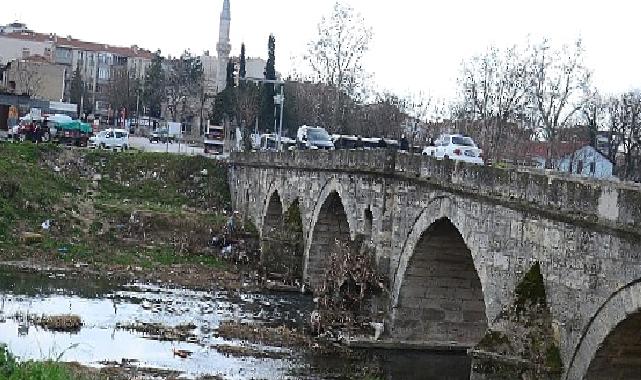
[0,266,471,379]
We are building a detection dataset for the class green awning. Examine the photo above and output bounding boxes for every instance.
[58,121,92,133]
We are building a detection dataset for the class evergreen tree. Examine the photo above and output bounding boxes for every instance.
[260,34,277,132]
[210,88,237,126]
[265,35,276,81]
[226,60,235,89]
[211,93,225,125]
[143,51,165,118]
[239,43,247,80]
[69,63,84,116]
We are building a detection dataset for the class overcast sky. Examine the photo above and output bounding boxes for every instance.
[4,0,641,100]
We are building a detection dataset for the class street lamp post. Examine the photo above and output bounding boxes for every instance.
[273,85,285,151]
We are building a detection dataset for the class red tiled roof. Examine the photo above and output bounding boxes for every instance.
[3,32,154,59]
[524,141,591,160]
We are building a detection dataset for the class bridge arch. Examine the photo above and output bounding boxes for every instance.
[566,280,641,380]
[390,197,488,345]
[261,188,284,239]
[303,179,357,289]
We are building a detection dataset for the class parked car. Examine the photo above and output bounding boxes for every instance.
[89,128,129,150]
[149,128,175,144]
[296,126,334,150]
[422,134,484,165]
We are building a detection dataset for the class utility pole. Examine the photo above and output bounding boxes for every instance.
[274,84,284,151]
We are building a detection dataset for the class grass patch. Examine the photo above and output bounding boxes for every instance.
[120,246,225,269]
[514,262,547,314]
[85,150,230,209]
[0,344,90,380]
[545,344,563,373]
[0,144,76,239]
[0,144,231,271]
[33,237,225,269]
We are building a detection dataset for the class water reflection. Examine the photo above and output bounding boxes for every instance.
[0,266,470,379]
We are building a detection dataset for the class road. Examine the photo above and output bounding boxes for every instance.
[129,137,206,156]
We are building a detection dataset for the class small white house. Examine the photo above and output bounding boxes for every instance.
[557,145,614,179]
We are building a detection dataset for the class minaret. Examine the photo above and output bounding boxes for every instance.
[216,0,231,93]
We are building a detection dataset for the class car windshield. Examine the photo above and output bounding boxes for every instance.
[451,136,475,147]
[308,129,330,142]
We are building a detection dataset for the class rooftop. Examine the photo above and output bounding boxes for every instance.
[1,31,155,60]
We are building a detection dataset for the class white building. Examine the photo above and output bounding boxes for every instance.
[0,32,54,66]
[0,22,30,34]
[557,145,614,179]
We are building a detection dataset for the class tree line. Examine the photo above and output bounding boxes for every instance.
[287,2,640,181]
[66,1,639,181]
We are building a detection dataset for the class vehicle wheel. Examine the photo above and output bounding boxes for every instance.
[100,143,106,150]
[123,145,128,151]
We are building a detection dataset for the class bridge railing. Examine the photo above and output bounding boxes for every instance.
[231,150,641,233]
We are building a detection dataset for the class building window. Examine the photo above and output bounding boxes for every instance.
[590,162,596,175]
[44,47,52,58]
[98,67,109,80]
[577,160,584,174]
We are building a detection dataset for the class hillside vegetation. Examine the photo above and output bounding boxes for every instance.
[0,143,231,268]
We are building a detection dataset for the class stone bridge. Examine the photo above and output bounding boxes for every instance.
[229,150,641,379]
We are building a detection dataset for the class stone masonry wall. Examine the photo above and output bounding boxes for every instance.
[229,151,641,379]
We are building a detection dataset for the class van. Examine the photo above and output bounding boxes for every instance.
[89,128,129,150]
[296,126,334,150]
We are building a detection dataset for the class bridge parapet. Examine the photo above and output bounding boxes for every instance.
[230,150,641,234]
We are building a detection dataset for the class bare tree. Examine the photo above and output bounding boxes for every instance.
[581,88,607,150]
[399,92,433,146]
[305,2,372,132]
[107,67,138,117]
[283,81,344,134]
[352,92,406,138]
[165,51,204,123]
[236,83,261,129]
[458,45,531,160]
[10,60,43,97]
[529,39,591,167]
[608,92,641,181]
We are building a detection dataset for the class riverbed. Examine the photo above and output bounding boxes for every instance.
[0,265,471,379]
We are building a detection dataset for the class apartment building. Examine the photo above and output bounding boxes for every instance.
[0,26,153,118]
[2,56,66,102]
[0,22,30,35]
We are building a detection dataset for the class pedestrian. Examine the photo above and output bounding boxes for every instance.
[400,135,409,151]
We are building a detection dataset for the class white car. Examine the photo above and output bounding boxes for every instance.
[422,134,484,165]
[89,129,129,150]
[296,126,335,150]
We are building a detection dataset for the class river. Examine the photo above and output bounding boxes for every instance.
[0,265,471,379]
